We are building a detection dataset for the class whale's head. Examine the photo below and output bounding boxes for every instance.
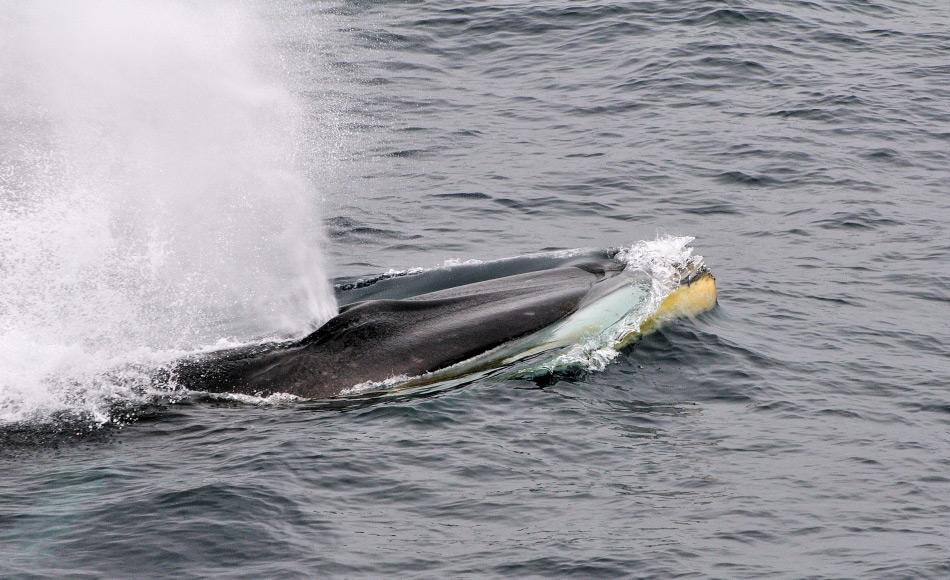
[637,266,717,337]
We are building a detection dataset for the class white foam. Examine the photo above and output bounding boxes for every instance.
[617,235,704,302]
[339,375,413,396]
[205,391,303,406]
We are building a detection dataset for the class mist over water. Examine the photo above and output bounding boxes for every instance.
[0,1,337,422]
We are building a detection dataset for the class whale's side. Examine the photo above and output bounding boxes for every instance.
[173,253,716,399]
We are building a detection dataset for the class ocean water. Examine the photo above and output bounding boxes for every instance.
[2,0,949,577]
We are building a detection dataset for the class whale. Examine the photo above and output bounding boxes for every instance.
[172,249,717,399]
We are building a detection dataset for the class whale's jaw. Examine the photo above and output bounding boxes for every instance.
[617,269,717,349]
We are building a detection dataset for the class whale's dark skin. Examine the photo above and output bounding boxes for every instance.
[174,252,628,399]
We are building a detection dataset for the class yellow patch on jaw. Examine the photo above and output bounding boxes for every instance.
[615,271,717,349]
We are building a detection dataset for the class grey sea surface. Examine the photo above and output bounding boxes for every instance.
[2,0,949,577]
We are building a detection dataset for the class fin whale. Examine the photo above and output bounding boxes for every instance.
[173,250,716,399]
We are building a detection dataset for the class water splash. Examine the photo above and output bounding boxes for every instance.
[340,375,414,397]
[0,1,339,424]
[617,235,705,303]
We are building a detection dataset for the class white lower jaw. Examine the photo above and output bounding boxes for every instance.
[501,273,649,364]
